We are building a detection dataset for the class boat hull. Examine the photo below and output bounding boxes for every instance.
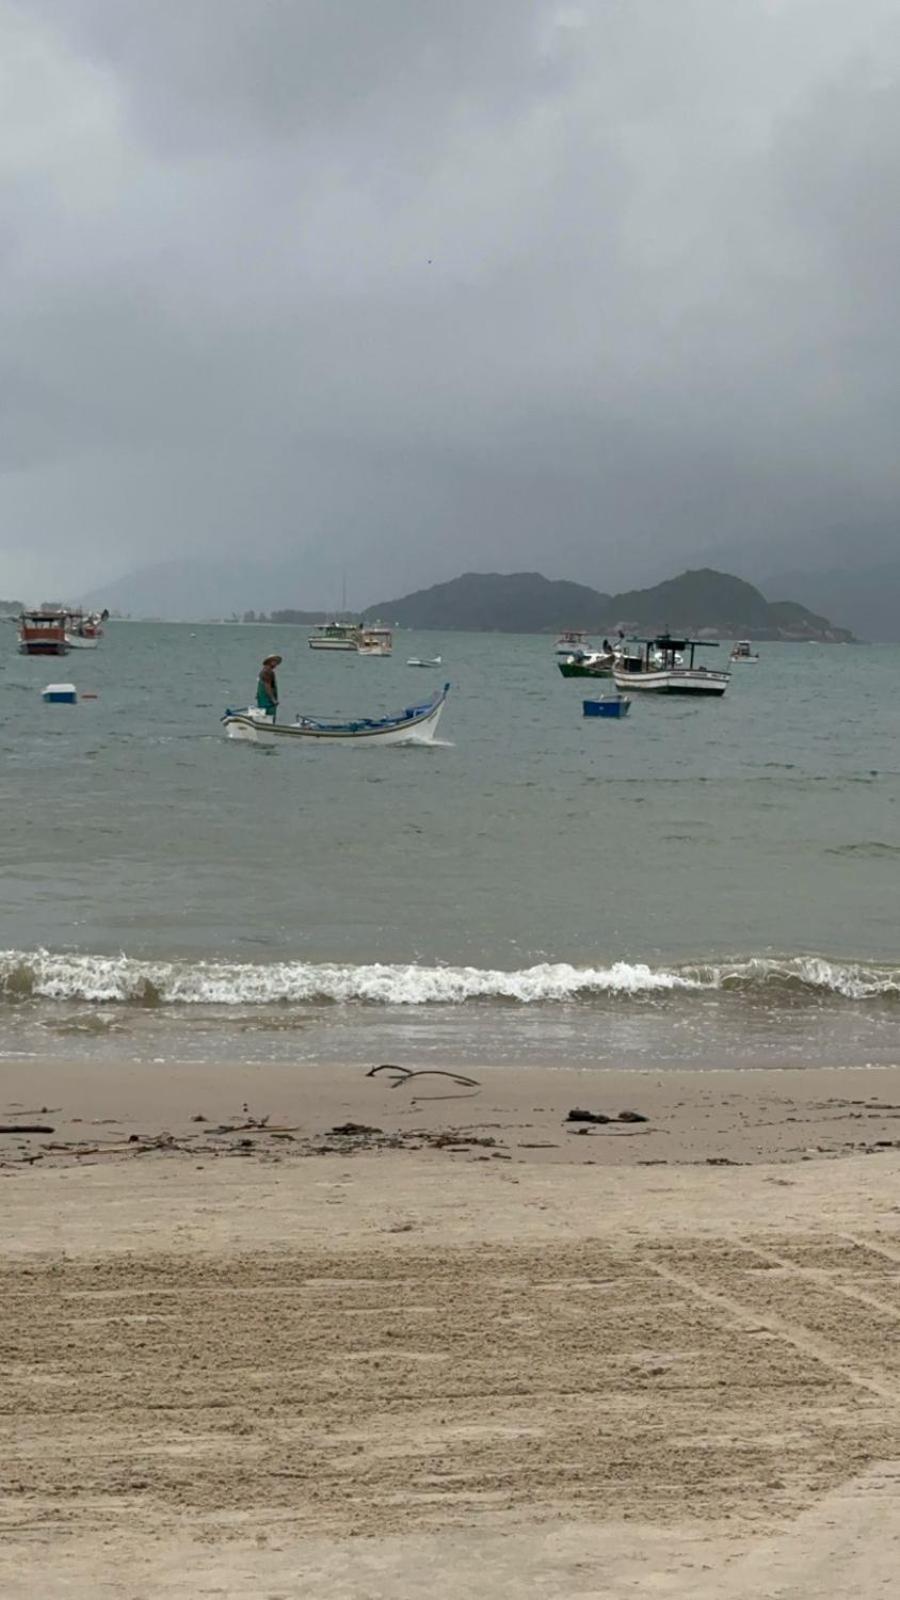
[308,639,358,651]
[558,659,614,678]
[65,634,99,650]
[613,668,730,696]
[19,640,69,656]
[223,688,448,745]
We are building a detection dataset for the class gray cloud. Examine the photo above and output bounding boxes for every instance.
[2,0,899,609]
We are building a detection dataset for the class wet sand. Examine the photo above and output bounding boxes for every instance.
[5,1056,900,1171]
[3,1058,900,1596]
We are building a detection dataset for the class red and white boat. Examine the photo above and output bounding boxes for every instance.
[65,610,107,650]
[18,610,70,657]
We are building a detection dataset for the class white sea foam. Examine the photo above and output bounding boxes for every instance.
[684,956,900,1000]
[0,950,898,1007]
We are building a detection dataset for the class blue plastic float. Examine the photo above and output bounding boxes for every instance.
[583,696,630,719]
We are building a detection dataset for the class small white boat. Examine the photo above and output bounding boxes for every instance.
[223,684,449,745]
[730,640,759,663]
[407,656,442,668]
[555,629,589,657]
[613,635,730,696]
[308,621,361,651]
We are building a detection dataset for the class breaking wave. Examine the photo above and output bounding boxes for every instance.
[0,950,899,1007]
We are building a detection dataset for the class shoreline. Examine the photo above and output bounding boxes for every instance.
[4,1057,900,1173]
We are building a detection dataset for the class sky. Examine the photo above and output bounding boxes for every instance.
[2,0,899,613]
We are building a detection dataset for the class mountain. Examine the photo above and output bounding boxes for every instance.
[365,567,853,640]
[764,562,900,642]
[365,571,613,633]
[604,569,772,632]
[81,554,855,640]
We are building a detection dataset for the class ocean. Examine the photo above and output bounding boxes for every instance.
[1,622,898,1070]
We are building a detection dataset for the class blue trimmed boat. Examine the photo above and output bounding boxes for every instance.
[222,684,450,745]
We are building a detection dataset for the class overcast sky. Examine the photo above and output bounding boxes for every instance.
[2,0,899,609]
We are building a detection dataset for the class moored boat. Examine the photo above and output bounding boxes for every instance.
[730,640,759,663]
[222,683,450,745]
[407,656,442,667]
[65,610,106,649]
[357,627,393,657]
[555,629,589,657]
[558,648,616,678]
[18,609,69,656]
[307,621,362,651]
[613,635,730,696]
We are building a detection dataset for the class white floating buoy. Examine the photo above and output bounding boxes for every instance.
[42,683,78,704]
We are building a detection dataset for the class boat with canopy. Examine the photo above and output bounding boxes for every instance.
[307,621,361,651]
[613,635,730,696]
[18,609,69,656]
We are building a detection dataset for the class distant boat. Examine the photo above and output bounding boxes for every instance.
[407,655,442,668]
[613,635,730,697]
[65,610,106,650]
[357,627,393,657]
[730,640,759,663]
[555,629,589,657]
[18,609,69,656]
[308,621,361,651]
[222,684,450,745]
[558,648,616,678]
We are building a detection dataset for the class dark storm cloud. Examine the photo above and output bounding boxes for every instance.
[2,0,900,606]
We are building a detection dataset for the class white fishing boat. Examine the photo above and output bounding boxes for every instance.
[407,655,442,667]
[222,684,450,745]
[613,635,730,696]
[555,629,589,657]
[357,627,393,657]
[307,621,361,651]
[730,640,759,663]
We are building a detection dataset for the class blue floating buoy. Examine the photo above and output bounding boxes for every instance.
[583,696,630,719]
[42,683,78,704]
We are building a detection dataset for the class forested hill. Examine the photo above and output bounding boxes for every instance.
[364,568,853,641]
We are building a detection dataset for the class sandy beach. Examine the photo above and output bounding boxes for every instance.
[4,1058,900,1597]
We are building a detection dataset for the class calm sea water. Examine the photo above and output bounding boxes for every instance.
[1,622,898,1069]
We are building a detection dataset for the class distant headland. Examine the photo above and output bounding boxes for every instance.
[248,568,853,642]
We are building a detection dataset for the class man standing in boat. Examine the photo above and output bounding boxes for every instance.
[257,655,282,718]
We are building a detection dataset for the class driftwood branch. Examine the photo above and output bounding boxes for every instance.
[366,1065,480,1090]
